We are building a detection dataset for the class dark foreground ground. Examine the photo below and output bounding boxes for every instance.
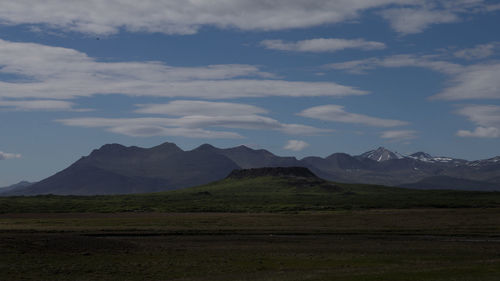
[1,208,500,281]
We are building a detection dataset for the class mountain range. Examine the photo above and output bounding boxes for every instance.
[2,142,499,195]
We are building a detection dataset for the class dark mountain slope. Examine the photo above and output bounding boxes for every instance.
[12,142,240,195]
[5,163,168,196]
[194,144,300,168]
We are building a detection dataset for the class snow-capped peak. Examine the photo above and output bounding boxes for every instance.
[407,152,466,164]
[360,148,464,164]
[359,147,404,162]
[408,152,434,162]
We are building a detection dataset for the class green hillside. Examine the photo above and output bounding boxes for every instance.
[2,173,500,213]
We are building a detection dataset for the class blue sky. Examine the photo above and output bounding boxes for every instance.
[1,0,500,186]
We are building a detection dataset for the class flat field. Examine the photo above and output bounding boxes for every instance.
[1,208,500,281]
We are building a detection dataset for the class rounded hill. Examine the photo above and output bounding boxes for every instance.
[227,167,319,179]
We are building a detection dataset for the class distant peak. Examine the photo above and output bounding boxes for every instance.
[154,141,181,148]
[150,142,183,153]
[235,145,253,150]
[100,143,126,150]
[325,152,352,160]
[194,143,217,151]
[88,143,146,158]
[236,145,275,155]
[157,141,177,146]
[360,147,403,162]
[90,143,127,155]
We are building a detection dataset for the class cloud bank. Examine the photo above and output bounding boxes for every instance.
[456,105,500,138]
[0,39,366,103]
[454,42,500,60]
[298,105,408,127]
[328,53,500,100]
[59,100,332,139]
[0,1,497,35]
[135,100,267,116]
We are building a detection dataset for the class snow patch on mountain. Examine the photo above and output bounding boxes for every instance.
[359,147,404,162]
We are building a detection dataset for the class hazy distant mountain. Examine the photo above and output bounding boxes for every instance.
[401,176,500,191]
[0,181,32,194]
[301,147,499,189]
[4,142,500,195]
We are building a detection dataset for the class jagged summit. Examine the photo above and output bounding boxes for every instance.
[89,143,143,157]
[226,145,274,155]
[227,167,319,179]
[99,143,127,151]
[359,147,404,162]
[193,143,217,151]
[234,145,254,151]
[152,141,182,151]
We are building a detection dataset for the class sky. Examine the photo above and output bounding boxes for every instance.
[1,0,500,186]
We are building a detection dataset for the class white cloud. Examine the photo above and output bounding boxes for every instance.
[457,105,500,127]
[57,114,331,139]
[108,126,243,139]
[378,0,498,34]
[298,105,408,127]
[0,1,496,35]
[0,99,88,111]
[456,105,500,138]
[0,151,21,160]
[380,8,459,34]
[0,39,366,101]
[326,54,462,75]
[260,38,386,53]
[457,127,500,138]
[328,54,500,100]
[284,140,309,151]
[57,117,244,139]
[454,42,500,60]
[380,130,417,141]
[0,0,415,35]
[135,100,267,116]
[433,63,500,100]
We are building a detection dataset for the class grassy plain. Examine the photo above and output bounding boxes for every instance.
[1,209,500,281]
[2,177,500,213]
[1,177,500,280]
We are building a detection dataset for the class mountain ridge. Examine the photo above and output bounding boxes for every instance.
[1,142,499,195]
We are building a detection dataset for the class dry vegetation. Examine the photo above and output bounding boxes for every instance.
[1,209,500,280]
